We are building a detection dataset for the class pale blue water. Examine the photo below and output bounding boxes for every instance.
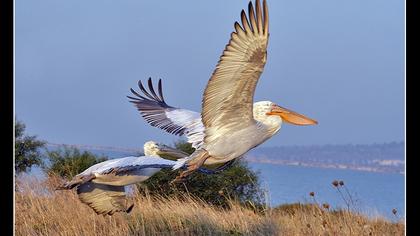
[250,163,405,220]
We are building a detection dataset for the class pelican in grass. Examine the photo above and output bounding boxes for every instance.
[56,141,214,215]
[128,0,317,182]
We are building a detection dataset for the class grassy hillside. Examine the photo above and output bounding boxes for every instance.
[15,176,404,236]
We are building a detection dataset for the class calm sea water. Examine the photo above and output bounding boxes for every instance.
[250,163,405,220]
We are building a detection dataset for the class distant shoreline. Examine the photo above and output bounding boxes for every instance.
[45,142,405,175]
[246,159,405,175]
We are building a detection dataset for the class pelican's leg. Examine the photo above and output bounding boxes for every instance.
[213,159,236,172]
[172,150,210,183]
[196,159,237,175]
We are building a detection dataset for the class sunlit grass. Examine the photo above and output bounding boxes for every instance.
[15,175,404,236]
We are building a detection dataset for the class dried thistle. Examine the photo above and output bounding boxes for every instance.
[309,192,315,197]
[332,180,339,187]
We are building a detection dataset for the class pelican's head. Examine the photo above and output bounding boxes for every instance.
[143,141,189,160]
[253,101,318,129]
[143,141,161,156]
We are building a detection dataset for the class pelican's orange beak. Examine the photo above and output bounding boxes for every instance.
[266,104,318,126]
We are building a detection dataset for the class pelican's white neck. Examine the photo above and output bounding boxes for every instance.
[257,115,282,135]
[253,101,283,136]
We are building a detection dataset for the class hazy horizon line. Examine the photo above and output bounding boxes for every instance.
[45,140,405,153]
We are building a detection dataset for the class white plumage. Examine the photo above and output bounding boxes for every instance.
[165,109,205,149]
[79,156,174,178]
[128,0,317,182]
[128,79,206,149]
[56,141,189,215]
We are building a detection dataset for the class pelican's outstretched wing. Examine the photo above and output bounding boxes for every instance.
[80,156,176,176]
[128,78,204,149]
[90,156,224,176]
[77,182,134,215]
[201,0,269,141]
[55,156,176,189]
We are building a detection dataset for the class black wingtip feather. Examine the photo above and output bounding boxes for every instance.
[248,0,258,33]
[138,80,156,100]
[147,78,161,101]
[129,88,148,100]
[248,1,254,16]
[127,78,174,109]
[234,21,244,33]
[240,9,251,33]
[126,95,141,101]
[158,79,165,103]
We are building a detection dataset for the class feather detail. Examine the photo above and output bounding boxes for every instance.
[128,78,205,149]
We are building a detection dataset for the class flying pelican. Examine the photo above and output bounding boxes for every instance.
[128,0,317,181]
[56,141,213,215]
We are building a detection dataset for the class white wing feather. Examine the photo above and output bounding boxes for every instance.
[79,156,176,176]
[165,109,205,149]
[128,78,205,149]
[201,0,269,144]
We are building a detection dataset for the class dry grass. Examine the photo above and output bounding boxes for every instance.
[274,203,404,235]
[15,176,404,236]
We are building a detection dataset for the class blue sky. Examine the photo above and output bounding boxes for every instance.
[16,0,404,149]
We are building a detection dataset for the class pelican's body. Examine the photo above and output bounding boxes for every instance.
[128,0,317,180]
[202,110,281,165]
[56,141,192,215]
[129,80,283,167]
[79,156,174,186]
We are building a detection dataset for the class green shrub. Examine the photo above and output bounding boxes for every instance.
[137,141,264,209]
[15,120,46,173]
[44,146,107,179]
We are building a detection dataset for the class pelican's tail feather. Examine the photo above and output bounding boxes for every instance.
[172,149,210,170]
[172,156,190,170]
[55,174,96,190]
[56,177,83,190]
